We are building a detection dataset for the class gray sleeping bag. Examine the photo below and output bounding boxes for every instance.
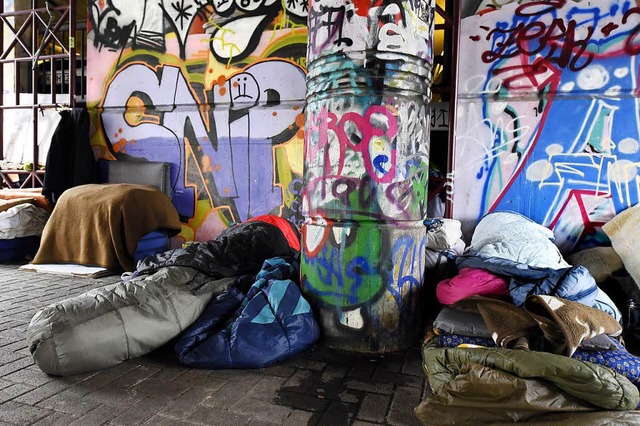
[27,267,230,376]
[27,217,301,377]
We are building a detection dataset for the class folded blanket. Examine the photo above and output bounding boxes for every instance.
[525,295,622,356]
[454,295,622,356]
[32,184,181,271]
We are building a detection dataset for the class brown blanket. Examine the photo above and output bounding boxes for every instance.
[454,295,622,356]
[32,184,181,271]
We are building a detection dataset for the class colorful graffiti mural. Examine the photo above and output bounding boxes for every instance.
[87,0,307,242]
[302,0,435,352]
[454,0,640,253]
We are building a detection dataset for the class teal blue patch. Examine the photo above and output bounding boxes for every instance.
[266,280,289,315]
[251,304,276,324]
[292,296,311,315]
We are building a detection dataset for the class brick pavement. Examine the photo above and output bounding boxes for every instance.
[0,263,429,426]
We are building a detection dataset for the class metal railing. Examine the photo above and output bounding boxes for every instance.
[0,0,85,189]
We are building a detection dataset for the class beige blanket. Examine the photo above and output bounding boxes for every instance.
[603,204,640,289]
[33,184,181,271]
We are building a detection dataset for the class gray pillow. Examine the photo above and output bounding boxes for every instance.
[433,307,491,338]
[579,334,619,351]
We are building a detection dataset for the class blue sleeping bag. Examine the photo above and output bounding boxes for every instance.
[175,257,320,369]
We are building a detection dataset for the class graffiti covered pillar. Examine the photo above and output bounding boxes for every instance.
[302,0,435,352]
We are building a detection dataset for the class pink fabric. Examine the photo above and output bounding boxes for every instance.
[436,267,509,306]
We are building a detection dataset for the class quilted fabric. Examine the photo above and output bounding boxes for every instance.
[573,339,640,389]
[175,257,320,369]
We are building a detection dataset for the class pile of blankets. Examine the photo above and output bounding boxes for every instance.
[0,196,50,261]
[416,211,640,424]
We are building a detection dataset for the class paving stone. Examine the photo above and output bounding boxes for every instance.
[401,349,424,377]
[372,371,424,388]
[202,379,263,408]
[108,361,143,375]
[343,380,394,395]
[316,400,358,426]
[3,367,54,387]
[67,403,128,426]
[0,382,34,403]
[0,329,25,347]
[84,385,145,406]
[308,347,359,367]
[245,375,287,402]
[283,410,314,425]
[390,386,422,414]
[232,398,293,423]
[315,379,364,403]
[348,361,378,381]
[282,369,317,394]
[158,387,212,419]
[12,380,73,405]
[247,419,279,426]
[1,342,30,357]
[357,393,391,423]
[0,356,33,376]
[110,365,162,389]
[36,391,102,416]
[142,415,196,426]
[150,366,188,383]
[111,396,175,426]
[31,411,77,426]
[378,353,405,369]
[274,390,328,412]
[320,365,350,384]
[132,378,193,399]
[0,379,13,391]
[179,373,227,392]
[185,406,252,425]
[208,369,262,383]
[281,356,327,371]
[260,365,296,378]
[0,401,53,425]
[386,408,421,426]
[60,370,129,398]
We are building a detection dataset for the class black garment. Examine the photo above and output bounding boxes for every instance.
[136,219,300,278]
[42,108,99,205]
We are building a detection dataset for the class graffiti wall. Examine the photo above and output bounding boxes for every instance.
[301,0,435,352]
[454,0,640,253]
[87,0,308,242]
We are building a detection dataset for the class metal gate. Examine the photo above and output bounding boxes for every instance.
[0,0,85,189]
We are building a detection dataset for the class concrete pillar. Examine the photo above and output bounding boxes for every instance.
[302,0,436,353]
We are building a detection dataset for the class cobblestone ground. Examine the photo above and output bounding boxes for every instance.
[0,263,429,426]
